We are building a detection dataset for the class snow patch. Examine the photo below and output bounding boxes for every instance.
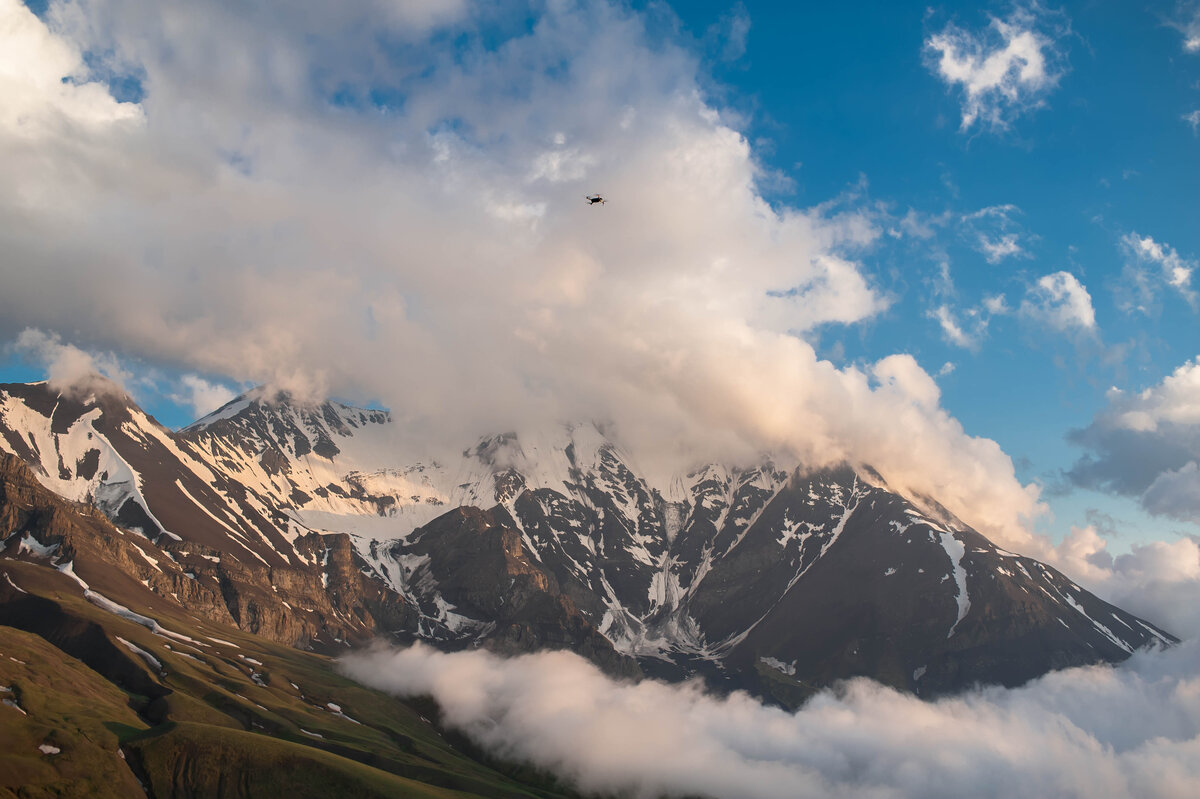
[17,533,59,559]
[938,531,971,638]
[116,636,163,672]
[760,656,796,677]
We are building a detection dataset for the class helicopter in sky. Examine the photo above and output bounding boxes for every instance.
[585,194,606,205]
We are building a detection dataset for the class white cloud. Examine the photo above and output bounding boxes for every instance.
[10,328,130,398]
[0,0,1048,551]
[1104,363,1200,433]
[0,0,143,138]
[1020,271,1096,332]
[1054,525,1200,639]
[930,304,983,349]
[1118,233,1198,312]
[376,0,468,33]
[925,6,1068,132]
[1185,110,1200,135]
[887,208,951,241]
[1173,4,1200,53]
[342,641,1200,799]
[962,204,1032,264]
[982,293,1009,315]
[171,374,237,418]
[1068,358,1200,524]
[928,291,1009,351]
[978,232,1023,262]
[872,354,942,410]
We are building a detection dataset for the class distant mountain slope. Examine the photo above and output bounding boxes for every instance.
[0,380,1176,703]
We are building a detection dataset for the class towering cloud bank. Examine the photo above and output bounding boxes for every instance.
[343,642,1200,799]
[1,0,1044,549]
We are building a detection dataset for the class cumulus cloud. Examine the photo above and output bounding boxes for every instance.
[925,6,1069,132]
[1020,271,1096,332]
[342,641,1200,799]
[1117,233,1198,312]
[0,0,143,136]
[1068,358,1200,524]
[0,0,1050,550]
[1143,463,1200,522]
[1185,110,1200,135]
[1054,525,1200,640]
[871,354,942,410]
[170,374,238,418]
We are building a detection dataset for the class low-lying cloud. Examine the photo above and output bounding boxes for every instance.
[343,641,1200,799]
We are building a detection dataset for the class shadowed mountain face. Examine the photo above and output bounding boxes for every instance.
[0,381,1176,704]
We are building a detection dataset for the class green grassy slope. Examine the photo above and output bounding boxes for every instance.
[0,560,576,799]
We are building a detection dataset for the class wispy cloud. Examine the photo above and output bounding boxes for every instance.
[1172,2,1200,53]
[343,640,1200,799]
[1117,233,1198,313]
[1184,110,1200,135]
[929,293,1009,351]
[706,2,752,63]
[929,303,987,349]
[925,5,1070,132]
[962,204,1033,264]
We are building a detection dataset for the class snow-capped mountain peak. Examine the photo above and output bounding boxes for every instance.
[0,380,1176,703]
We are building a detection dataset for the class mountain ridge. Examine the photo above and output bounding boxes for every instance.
[0,379,1177,705]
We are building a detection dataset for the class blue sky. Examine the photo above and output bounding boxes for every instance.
[1,0,1198,556]
[661,0,1200,549]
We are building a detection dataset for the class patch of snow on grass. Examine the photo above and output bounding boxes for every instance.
[116,636,163,672]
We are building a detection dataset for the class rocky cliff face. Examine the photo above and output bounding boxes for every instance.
[0,381,1177,703]
[0,451,417,652]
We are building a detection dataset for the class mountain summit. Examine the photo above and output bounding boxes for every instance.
[0,381,1175,704]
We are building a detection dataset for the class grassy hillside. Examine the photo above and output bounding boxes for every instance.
[0,559,576,799]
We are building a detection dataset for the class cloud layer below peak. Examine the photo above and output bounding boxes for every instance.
[342,641,1200,799]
